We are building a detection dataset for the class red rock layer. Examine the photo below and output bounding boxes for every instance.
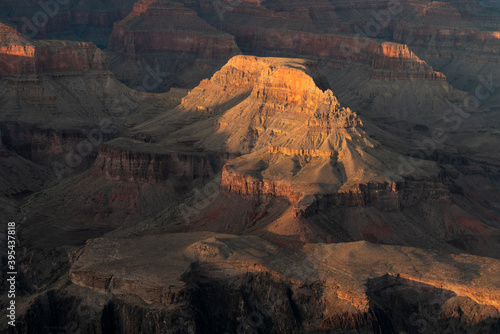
[184,0,446,81]
[0,0,136,38]
[92,144,235,183]
[0,42,107,74]
[108,0,239,61]
[220,165,304,204]
[393,23,500,63]
[0,22,108,74]
[224,28,445,80]
[303,178,450,215]
[221,164,450,216]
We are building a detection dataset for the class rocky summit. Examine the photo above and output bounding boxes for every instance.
[0,1,499,333]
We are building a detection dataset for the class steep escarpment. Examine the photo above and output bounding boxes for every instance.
[108,0,238,60]
[107,0,240,89]
[182,0,445,80]
[145,56,439,215]
[0,134,51,196]
[93,141,236,183]
[0,20,190,195]
[0,18,188,135]
[20,233,497,334]
[104,0,497,130]
[122,55,500,256]
[0,22,108,74]
[103,0,468,130]
[223,169,450,217]
[228,27,445,81]
[0,0,136,46]
[106,0,450,91]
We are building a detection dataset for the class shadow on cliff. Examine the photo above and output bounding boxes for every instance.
[365,274,500,334]
[5,270,500,334]
[177,265,500,334]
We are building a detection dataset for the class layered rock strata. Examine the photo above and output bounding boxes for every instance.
[131,55,442,217]
[93,142,236,183]
[0,22,107,74]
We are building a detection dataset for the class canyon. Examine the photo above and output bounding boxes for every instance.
[0,0,499,333]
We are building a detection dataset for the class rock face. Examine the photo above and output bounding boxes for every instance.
[17,232,496,334]
[106,0,450,90]
[133,56,440,216]
[108,0,238,60]
[0,18,189,196]
[0,21,107,74]
[1,2,499,332]
[117,55,498,258]
[102,0,500,140]
[223,24,445,81]
[107,0,240,89]
[103,0,471,130]
[93,142,235,183]
[0,0,136,46]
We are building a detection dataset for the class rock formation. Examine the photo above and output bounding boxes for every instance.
[92,140,234,183]
[16,232,500,333]
[131,56,440,216]
[0,1,499,333]
[0,19,166,171]
[101,0,500,163]
[84,55,494,259]
[107,0,240,89]
[0,0,136,46]
[0,22,107,74]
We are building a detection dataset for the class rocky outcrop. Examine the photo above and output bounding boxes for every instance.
[394,23,500,64]
[108,1,238,60]
[221,163,450,216]
[107,0,240,89]
[38,233,495,333]
[0,22,108,74]
[124,55,453,227]
[220,164,304,204]
[228,25,446,80]
[184,0,445,80]
[0,0,136,43]
[92,143,235,183]
[107,0,446,86]
[301,178,451,216]
[0,20,184,137]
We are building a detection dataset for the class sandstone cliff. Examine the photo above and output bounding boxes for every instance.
[107,0,240,89]
[0,22,108,74]
[102,0,469,130]
[93,141,235,183]
[119,55,498,258]
[49,232,497,333]
[0,0,136,46]
[133,56,440,216]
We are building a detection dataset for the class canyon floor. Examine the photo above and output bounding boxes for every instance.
[0,1,500,333]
